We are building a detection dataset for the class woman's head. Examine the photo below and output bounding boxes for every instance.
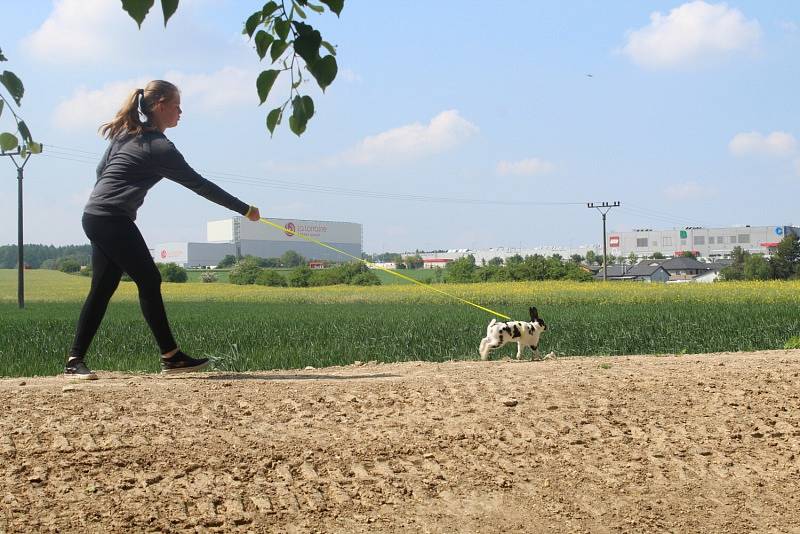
[100,80,181,139]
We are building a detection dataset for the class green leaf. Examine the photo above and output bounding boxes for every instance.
[274,18,291,41]
[0,71,24,106]
[16,120,32,144]
[292,1,307,19]
[244,11,263,37]
[256,70,280,104]
[306,3,325,13]
[288,115,306,136]
[266,107,282,135]
[29,141,43,154]
[319,0,344,16]
[0,48,6,62]
[289,95,311,136]
[0,100,4,118]
[161,0,179,26]
[121,0,155,28]
[19,146,27,159]
[0,132,18,152]
[255,30,274,59]
[270,40,289,62]
[300,95,314,120]
[261,1,279,18]
[321,40,336,56]
[309,55,337,91]
[293,26,322,65]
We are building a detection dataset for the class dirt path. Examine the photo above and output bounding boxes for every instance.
[2,350,800,533]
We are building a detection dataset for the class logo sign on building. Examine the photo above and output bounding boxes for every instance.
[680,230,688,239]
[776,227,784,236]
[282,221,328,238]
[609,235,620,247]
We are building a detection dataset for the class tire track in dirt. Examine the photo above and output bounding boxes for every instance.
[2,350,800,532]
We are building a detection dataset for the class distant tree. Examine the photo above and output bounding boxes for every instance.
[444,255,476,283]
[59,258,81,273]
[769,234,800,280]
[488,256,504,266]
[200,272,218,283]
[585,250,598,265]
[255,269,287,287]
[506,254,524,265]
[744,254,771,280]
[158,262,188,283]
[288,265,312,287]
[627,252,638,265]
[217,254,237,268]
[731,246,747,265]
[281,250,305,267]
[569,254,584,264]
[403,254,423,269]
[720,246,748,281]
[229,257,263,285]
[651,251,665,260]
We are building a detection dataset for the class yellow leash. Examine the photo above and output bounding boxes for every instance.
[257,217,512,320]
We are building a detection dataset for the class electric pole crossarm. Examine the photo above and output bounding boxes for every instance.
[587,201,621,282]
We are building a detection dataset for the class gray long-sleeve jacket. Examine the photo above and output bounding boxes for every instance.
[84,131,249,220]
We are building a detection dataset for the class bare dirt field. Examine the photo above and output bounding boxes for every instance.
[2,350,800,533]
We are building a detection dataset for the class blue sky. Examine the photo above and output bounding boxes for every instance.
[1,0,798,253]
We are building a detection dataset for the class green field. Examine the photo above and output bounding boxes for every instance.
[1,270,798,377]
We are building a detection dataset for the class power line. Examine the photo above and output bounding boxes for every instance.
[40,145,587,208]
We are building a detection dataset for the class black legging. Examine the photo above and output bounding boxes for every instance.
[69,213,178,359]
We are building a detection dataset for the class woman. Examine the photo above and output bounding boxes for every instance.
[65,80,260,379]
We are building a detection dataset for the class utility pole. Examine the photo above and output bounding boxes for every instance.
[587,201,621,281]
[2,147,37,308]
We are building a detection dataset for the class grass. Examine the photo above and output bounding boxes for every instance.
[1,269,799,377]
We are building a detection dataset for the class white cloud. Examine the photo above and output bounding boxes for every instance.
[496,158,554,177]
[729,131,797,157]
[23,0,143,64]
[53,67,256,131]
[341,110,478,166]
[53,77,150,132]
[622,1,761,69]
[664,181,716,200]
[165,67,257,112]
[22,0,236,67]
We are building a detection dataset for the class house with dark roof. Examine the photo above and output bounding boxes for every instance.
[658,256,716,276]
[592,263,670,282]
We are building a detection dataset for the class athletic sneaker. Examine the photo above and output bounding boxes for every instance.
[64,358,98,380]
[161,351,210,375]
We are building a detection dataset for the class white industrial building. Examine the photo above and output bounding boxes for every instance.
[418,224,798,264]
[607,224,798,259]
[152,216,362,268]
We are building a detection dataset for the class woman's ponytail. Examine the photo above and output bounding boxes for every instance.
[99,80,179,140]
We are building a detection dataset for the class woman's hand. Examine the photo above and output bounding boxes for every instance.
[246,206,261,221]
